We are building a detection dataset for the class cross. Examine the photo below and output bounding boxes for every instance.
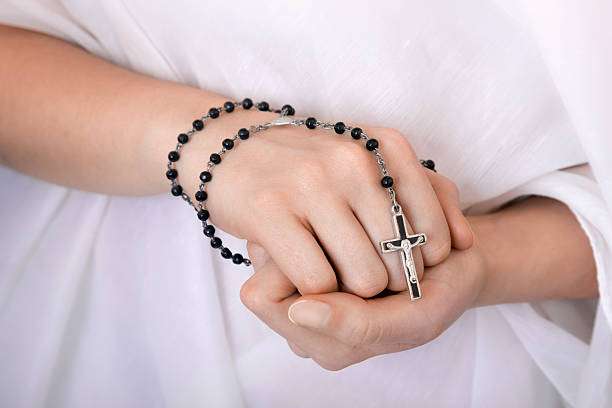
[379,207,427,300]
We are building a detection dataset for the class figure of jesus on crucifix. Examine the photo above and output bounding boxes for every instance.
[379,206,427,300]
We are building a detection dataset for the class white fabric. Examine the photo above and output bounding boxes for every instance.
[0,1,610,407]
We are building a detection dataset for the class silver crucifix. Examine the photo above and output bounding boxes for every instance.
[379,205,427,300]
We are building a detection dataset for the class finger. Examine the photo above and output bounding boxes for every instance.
[246,241,272,268]
[253,211,338,295]
[240,252,298,321]
[306,195,388,298]
[348,177,424,292]
[287,286,436,348]
[426,172,474,250]
[287,341,310,358]
[240,256,352,362]
[376,129,452,266]
[288,249,479,348]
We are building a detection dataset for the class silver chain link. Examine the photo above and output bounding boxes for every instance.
[169,105,405,267]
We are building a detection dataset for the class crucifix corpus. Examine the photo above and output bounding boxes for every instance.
[379,205,427,300]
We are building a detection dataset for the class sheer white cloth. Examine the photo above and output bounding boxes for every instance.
[0,1,610,407]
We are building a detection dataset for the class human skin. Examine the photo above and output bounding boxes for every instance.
[241,197,598,370]
[0,25,472,297]
[0,25,598,371]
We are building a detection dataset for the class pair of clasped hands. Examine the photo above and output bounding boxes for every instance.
[201,112,484,371]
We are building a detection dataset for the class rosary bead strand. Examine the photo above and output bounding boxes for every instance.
[195,112,404,268]
[166,99,293,266]
[166,100,436,274]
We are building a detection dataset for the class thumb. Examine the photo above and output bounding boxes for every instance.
[287,275,458,348]
[287,249,479,350]
[287,292,389,347]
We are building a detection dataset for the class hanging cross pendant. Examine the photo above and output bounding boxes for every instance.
[380,205,427,300]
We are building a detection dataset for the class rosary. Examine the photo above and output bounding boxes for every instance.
[165,99,436,301]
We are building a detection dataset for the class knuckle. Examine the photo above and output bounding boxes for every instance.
[348,274,387,298]
[381,128,417,159]
[386,275,408,292]
[332,140,365,158]
[382,127,404,142]
[314,357,350,372]
[299,272,336,295]
[287,341,310,358]
[239,279,267,313]
[437,174,460,199]
[331,142,371,170]
[424,236,452,266]
[444,177,460,198]
[246,241,268,266]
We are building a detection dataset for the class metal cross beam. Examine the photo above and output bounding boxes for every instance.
[380,207,427,300]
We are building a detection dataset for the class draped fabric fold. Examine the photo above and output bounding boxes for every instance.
[1,1,610,407]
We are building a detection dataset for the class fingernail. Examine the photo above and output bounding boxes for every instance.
[288,300,331,329]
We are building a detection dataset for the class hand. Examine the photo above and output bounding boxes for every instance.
[181,111,473,297]
[0,27,469,299]
[240,234,486,370]
[240,196,599,371]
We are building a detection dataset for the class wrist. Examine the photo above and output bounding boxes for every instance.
[176,107,277,194]
[466,212,504,307]
[136,87,224,195]
[467,196,597,306]
[140,88,277,196]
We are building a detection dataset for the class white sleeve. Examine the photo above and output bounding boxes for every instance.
[508,3,612,405]
[509,166,611,321]
[0,0,102,54]
[487,166,612,408]
[0,1,178,81]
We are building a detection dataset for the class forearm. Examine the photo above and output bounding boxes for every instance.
[0,25,272,195]
[472,196,598,306]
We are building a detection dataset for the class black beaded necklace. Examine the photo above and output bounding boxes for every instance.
[165,98,291,266]
[166,99,436,300]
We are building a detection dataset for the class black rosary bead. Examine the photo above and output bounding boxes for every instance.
[232,253,244,264]
[305,117,317,129]
[281,104,295,116]
[203,224,216,237]
[381,176,394,188]
[421,159,436,172]
[166,169,178,180]
[177,133,189,144]
[169,101,422,270]
[197,209,210,221]
[222,138,235,150]
[210,153,222,164]
[220,247,232,259]
[242,98,253,109]
[193,119,204,131]
[238,128,250,140]
[168,151,180,162]
[209,107,220,118]
[211,237,223,248]
[334,122,346,134]
[200,171,212,182]
[365,139,379,151]
[195,190,207,202]
[171,185,183,196]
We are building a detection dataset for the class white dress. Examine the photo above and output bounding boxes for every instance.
[1,1,611,407]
